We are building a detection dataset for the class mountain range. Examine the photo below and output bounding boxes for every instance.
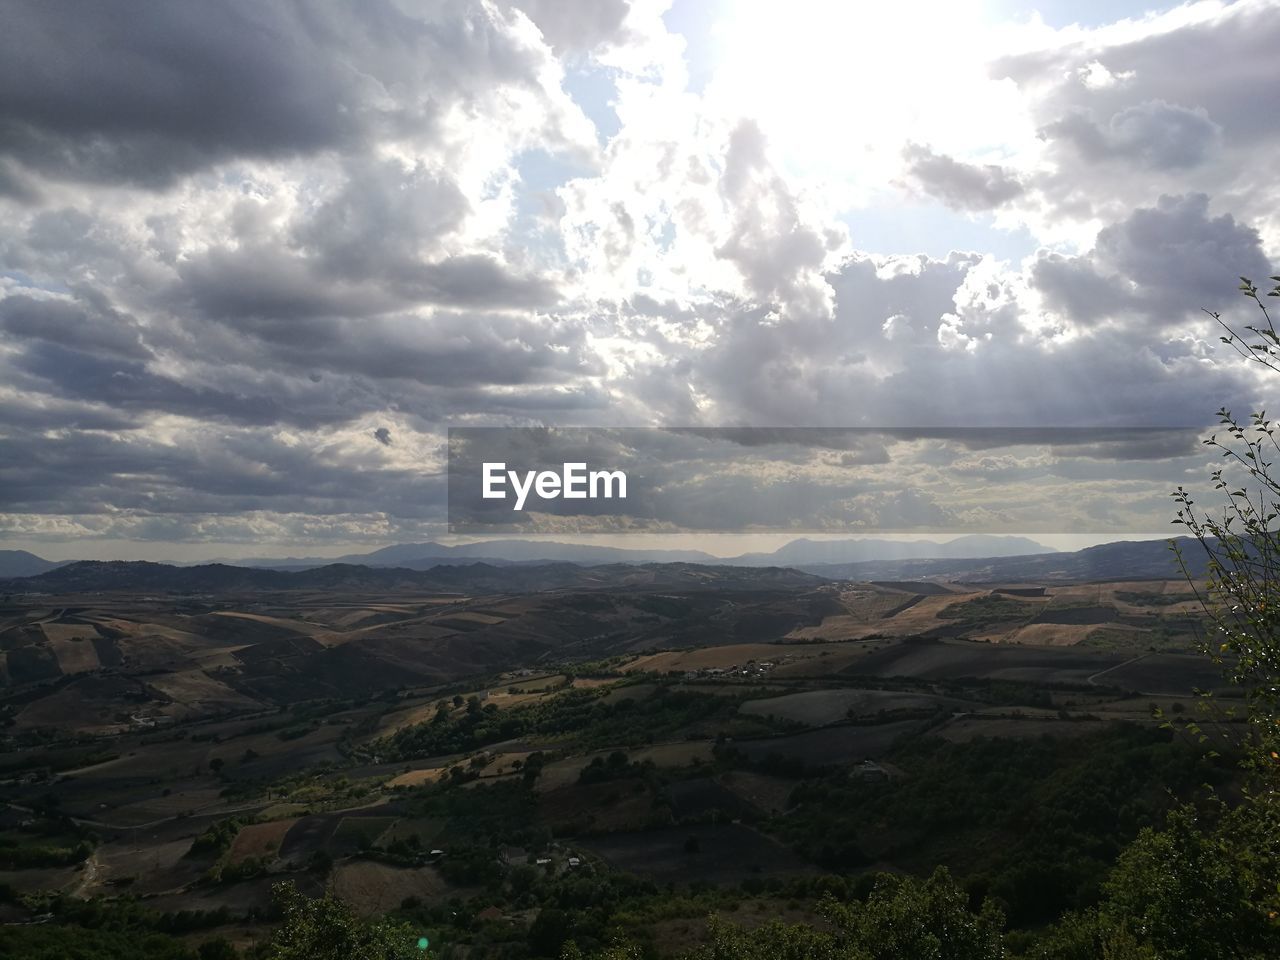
[202,534,1056,571]
[0,560,825,595]
[0,537,1207,594]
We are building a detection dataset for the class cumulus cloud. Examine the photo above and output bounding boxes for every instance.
[1042,101,1222,171]
[1030,193,1270,328]
[901,144,1025,211]
[990,0,1280,242]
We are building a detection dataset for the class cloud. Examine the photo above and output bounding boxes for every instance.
[558,105,847,323]
[1041,100,1222,170]
[901,144,1025,211]
[988,0,1280,242]
[1030,193,1271,328]
[714,121,845,319]
[0,293,148,359]
[503,0,632,54]
[0,0,591,188]
[0,0,1277,551]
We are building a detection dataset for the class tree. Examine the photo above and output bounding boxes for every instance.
[1028,910,1156,960]
[1099,802,1280,960]
[1148,273,1280,959]
[571,868,1005,960]
[263,881,419,960]
[198,939,240,960]
[1172,274,1280,757]
[530,907,573,957]
[822,867,1006,960]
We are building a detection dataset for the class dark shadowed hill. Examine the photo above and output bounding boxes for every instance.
[0,559,827,595]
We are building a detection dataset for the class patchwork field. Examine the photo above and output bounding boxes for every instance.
[329,861,450,916]
[731,719,926,766]
[578,824,815,884]
[740,689,968,726]
[227,819,297,864]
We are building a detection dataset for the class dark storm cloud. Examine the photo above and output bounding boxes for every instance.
[181,307,604,391]
[0,158,39,203]
[10,341,287,426]
[0,393,138,433]
[373,427,393,446]
[176,248,558,357]
[0,0,552,187]
[175,247,399,325]
[901,144,1025,211]
[0,294,148,358]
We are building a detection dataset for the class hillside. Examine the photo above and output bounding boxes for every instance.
[799,537,1209,582]
[0,559,826,596]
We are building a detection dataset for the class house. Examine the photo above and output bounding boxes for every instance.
[852,760,889,783]
[566,857,581,868]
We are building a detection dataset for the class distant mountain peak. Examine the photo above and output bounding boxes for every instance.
[0,549,64,578]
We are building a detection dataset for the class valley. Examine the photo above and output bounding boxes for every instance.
[0,561,1233,956]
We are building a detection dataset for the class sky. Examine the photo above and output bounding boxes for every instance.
[0,0,1278,561]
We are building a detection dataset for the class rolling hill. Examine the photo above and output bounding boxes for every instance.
[0,559,826,596]
[798,537,1208,582]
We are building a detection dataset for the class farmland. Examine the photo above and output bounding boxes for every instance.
[0,568,1240,957]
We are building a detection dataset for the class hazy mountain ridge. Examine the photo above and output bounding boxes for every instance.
[731,534,1054,566]
[799,538,1209,583]
[201,534,1056,571]
[0,549,66,578]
